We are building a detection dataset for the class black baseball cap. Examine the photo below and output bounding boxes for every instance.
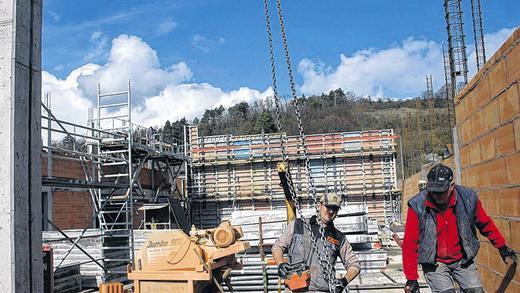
[426,164,453,193]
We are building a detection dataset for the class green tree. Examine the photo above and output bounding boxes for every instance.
[253,111,276,134]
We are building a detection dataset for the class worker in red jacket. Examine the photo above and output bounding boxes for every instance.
[402,164,517,293]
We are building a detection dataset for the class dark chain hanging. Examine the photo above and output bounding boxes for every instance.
[262,0,338,291]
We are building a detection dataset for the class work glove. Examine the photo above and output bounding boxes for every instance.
[332,278,349,293]
[404,280,420,293]
[499,245,518,264]
[277,262,291,278]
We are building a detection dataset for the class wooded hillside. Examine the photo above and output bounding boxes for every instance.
[160,88,454,178]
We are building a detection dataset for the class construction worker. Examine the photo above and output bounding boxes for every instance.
[418,179,427,192]
[402,164,517,293]
[272,193,361,292]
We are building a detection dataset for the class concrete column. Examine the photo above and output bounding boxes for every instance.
[0,0,43,292]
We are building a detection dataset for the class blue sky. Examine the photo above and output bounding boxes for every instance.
[42,0,518,126]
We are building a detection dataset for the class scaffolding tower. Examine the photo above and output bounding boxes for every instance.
[41,83,188,287]
[444,0,469,91]
[95,82,135,278]
[471,0,486,70]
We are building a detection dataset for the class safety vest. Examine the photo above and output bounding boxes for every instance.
[407,185,480,265]
[288,216,345,291]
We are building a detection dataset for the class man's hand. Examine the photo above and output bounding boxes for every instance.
[404,280,420,293]
[332,277,349,293]
[499,245,518,264]
[277,262,291,278]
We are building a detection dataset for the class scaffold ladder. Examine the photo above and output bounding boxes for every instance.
[96,82,135,278]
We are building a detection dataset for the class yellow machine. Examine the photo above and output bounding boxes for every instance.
[277,162,296,222]
[127,221,250,293]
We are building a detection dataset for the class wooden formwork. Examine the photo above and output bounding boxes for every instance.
[187,126,399,226]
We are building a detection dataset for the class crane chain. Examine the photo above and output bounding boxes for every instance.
[263,0,337,291]
[273,0,337,289]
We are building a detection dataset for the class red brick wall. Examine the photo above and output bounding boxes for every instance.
[52,191,94,230]
[42,155,163,188]
[454,28,520,292]
[41,155,94,179]
[42,156,168,229]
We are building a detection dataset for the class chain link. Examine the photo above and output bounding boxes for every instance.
[263,0,337,291]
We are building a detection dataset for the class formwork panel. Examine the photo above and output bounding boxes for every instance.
[188,126,399,226]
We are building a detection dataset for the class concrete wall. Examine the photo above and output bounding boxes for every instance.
[0,0,43,291]
[454,28,520,292]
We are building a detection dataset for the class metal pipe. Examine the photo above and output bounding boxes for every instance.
[128,79,136,266]
[41,126,103,141]
[42,105,124,137]
[98,91,128,97]
[98,102,128,109]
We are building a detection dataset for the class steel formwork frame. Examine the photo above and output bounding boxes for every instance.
[186,125,400,226]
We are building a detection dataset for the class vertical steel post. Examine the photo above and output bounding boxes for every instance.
[127,80,135,266]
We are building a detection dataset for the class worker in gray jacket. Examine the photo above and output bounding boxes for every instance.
[272,193,361,292]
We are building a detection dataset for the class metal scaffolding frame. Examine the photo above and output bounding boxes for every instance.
[41,83,188,286]
[470,0,486,70]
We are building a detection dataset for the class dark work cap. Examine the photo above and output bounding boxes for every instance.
[426,164,453,193]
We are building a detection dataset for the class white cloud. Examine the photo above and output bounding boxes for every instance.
[49,11,61,22]
[42,64,99,141]
[78,34,193,100]
[191,34,227,53]
[43,34,271,129]
[467,27,516,76]
[298,38,443,98]
[298,28,516,98]
[43,28,514,132]
[192,34,210,52]
[133,84,272,127]
[84,31,109,62]
[53,64,64,71]
[156,19,178,36]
